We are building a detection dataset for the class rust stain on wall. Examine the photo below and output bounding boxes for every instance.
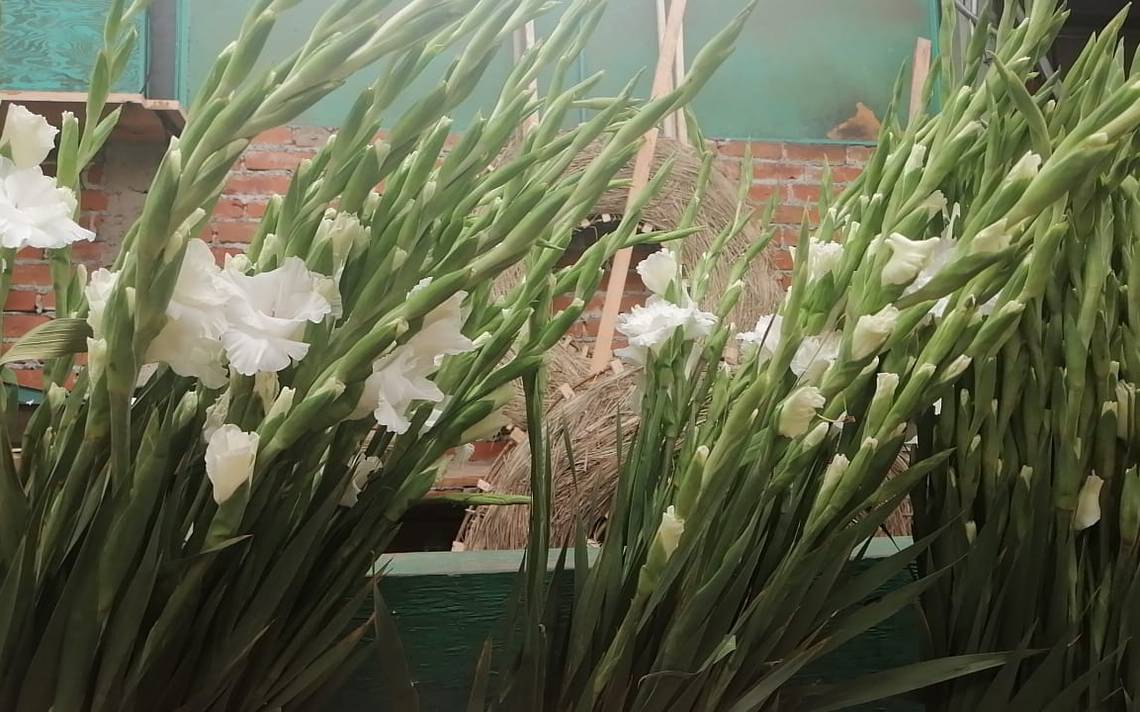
[827,102,882,142]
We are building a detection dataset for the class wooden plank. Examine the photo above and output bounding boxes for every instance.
[655,0,677,139]
[589,0,689,372]
[909,37,932,120]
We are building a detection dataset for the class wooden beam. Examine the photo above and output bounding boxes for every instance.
[589,0,688,372]
[909,37,932,121]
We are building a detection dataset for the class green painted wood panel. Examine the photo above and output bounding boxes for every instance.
[180,0,937,142]
[0,0,147,93]
[331,541,922,711]
[181,0,517,130]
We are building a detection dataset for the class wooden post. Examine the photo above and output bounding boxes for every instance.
[589,0,688,372]
[909,37,932,121]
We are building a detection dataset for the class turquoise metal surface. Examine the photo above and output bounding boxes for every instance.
[180,0,939,143]
[0,0,147,93]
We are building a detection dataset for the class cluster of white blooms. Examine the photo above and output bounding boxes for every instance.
[350,280,475,434]
[615,249,717,365]
[86,239,335,387]
[0,105,94,250]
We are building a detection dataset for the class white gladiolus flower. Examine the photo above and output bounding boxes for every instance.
[636,249,678,296]
[882,233,939,286]
[820,454,849,494]
[971,218,1012,253]
[655,505,685,558]
[87,337,108,386]
[221,256,334,375]
[852,305,900,359]
[1,105,58,168]
[791,331,841,381]
[737,314,783,362]
[84,268,119,338]
[205,424,259,505]
[1117,382,1134,440]
[145,239,232,388]
[0,159,94,250]
[265,386,296,422]
[351,287,475,432]
[903,143,926,174]
[920,190,948,217]
[254,371,280,411]
[1074,474,1105,531]
[615,296,716,365]
[408,291,474,367]
[202,391,230,442]
[339,455,382,508]
[778,386,826,438]
[790,238,844,282]
[352,346,445,434]
[1007,151,1042,182]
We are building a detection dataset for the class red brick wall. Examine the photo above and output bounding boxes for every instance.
[2,129,868,388]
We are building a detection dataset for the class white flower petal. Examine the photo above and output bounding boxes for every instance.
[205,424,259,505]
[779,386,826,438]
[791,331,841,381]
[737,314,783,363]
[352,346,445,433]
[85,268,119,339]
[852,305,899,360]
[0,159,93,250]
[636,249,678,296]
[615,295,716,362]
[221,255,333,374]
[2,105,58,168]
[655,505,685,558]
[882,233,939,286]
[1074,474,1104,531]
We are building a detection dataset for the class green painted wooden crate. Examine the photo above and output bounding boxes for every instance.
[332,539,923,711]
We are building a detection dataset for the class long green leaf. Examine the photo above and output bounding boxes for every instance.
[0,318,90,366]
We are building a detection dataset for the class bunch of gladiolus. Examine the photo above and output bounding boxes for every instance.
[479,1,1140,709]
[910,2,1140,708]
[0,0,754,709]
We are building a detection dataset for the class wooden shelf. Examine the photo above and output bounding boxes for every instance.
[0,91,185,141]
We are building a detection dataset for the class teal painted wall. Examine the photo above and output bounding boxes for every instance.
[0,0,147,93]
[182,0,938,142]
[332,543,922,711]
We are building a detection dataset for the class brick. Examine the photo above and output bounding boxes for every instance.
[769,247,794,271]
[4,314,50,339]
[83,162,104,185]
[80,190,109,212]
[830,165,865,184]
[243,151,311,171]
[224,174,293,196]
[12,263,52,286]
[78,214,102,230]
[717,140,782,160]
[751,162,803,183]
[4,291,38,312]
[212,222,258,244]
[12,368,43,390]
[245,200,269,218]
[786,183,822,206]
[252,127,293,146]
[70,241,105,263]
[214,198,247,220]
[772,225,801,246]
[748,183,779,204]
[846,145,875,164]
[783,143,848,164]
[773,204,819,226]
[16,247,44,261]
